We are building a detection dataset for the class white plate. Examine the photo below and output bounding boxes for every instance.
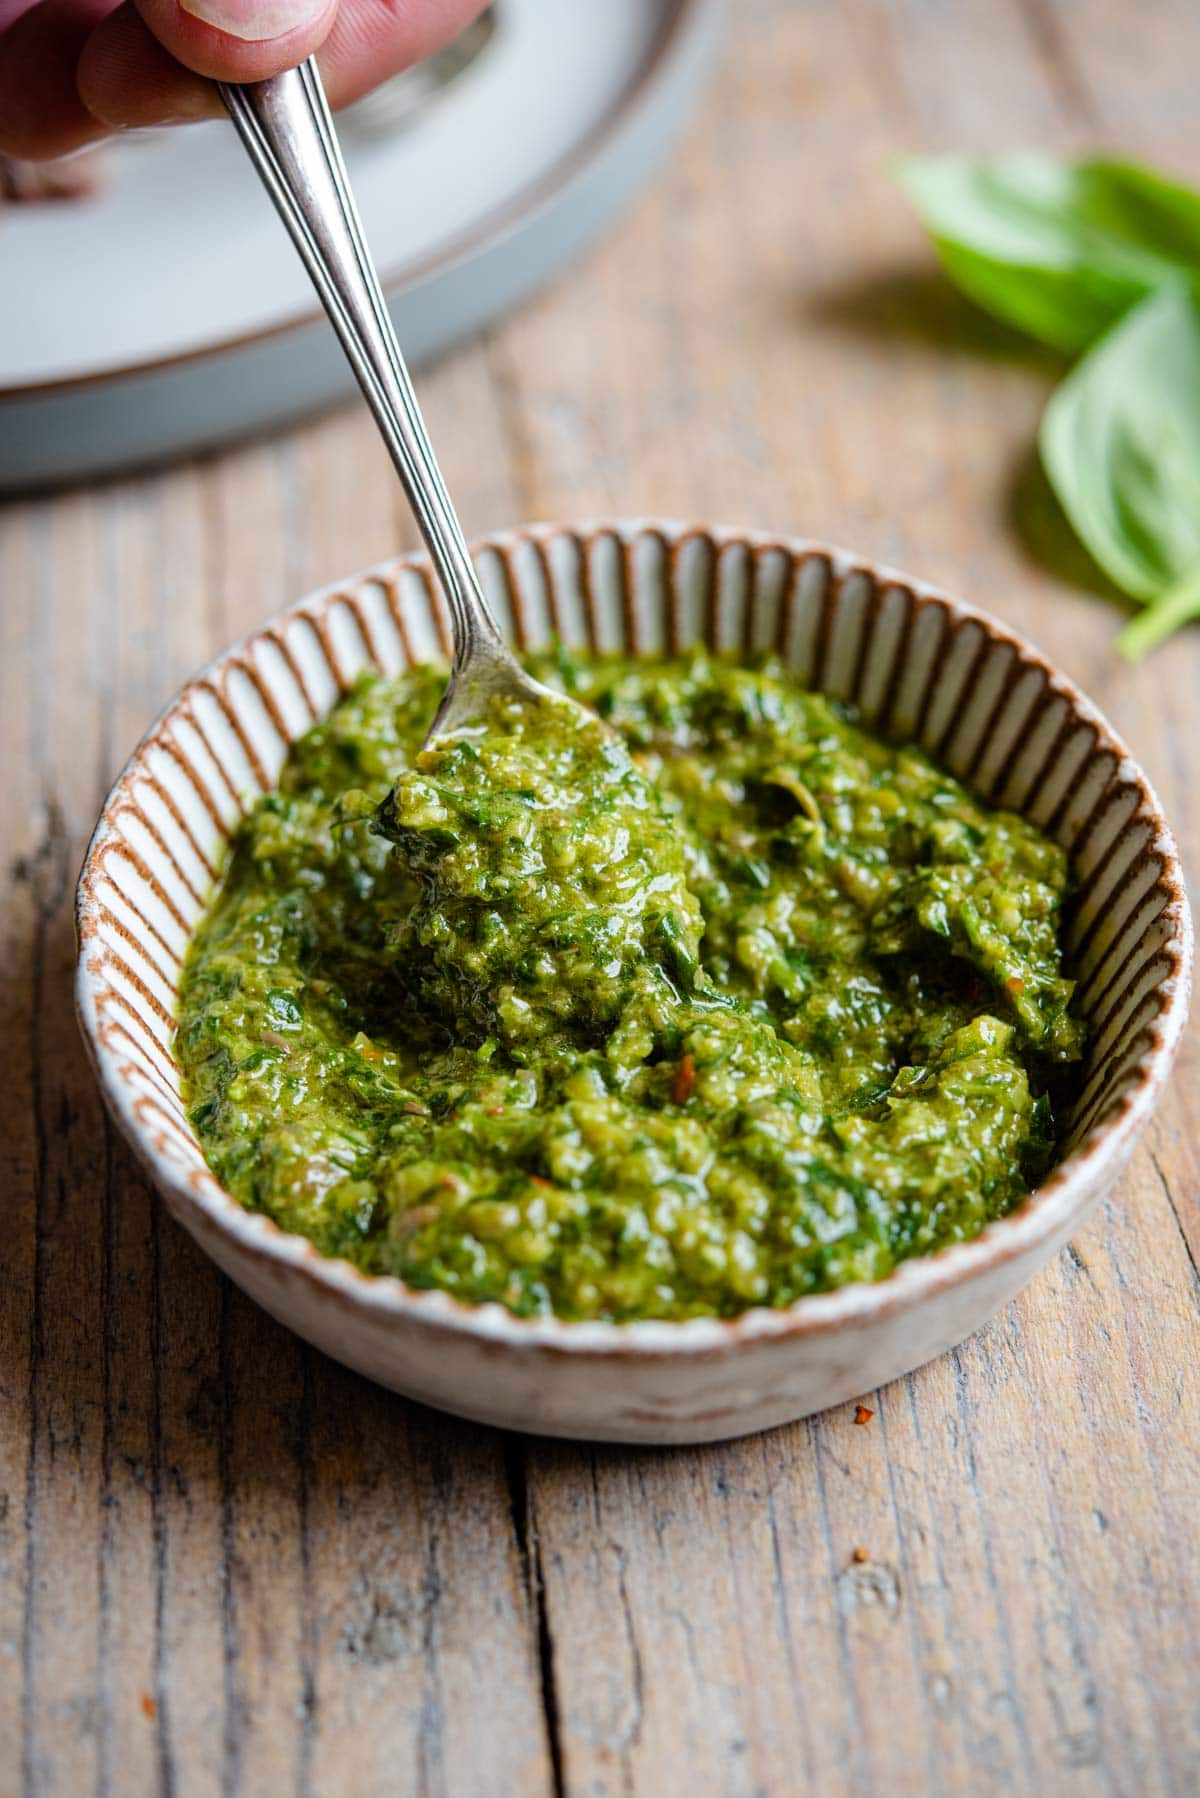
[0,0,720,488]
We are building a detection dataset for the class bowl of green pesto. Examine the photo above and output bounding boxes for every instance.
[77,525,1192,1442]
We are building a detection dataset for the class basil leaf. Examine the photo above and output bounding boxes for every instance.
[1117,563,1200,657]
[898,155,1200,352]
[1039,284,1200,653]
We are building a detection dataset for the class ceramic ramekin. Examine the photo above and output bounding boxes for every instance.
[75,522,1192,1444]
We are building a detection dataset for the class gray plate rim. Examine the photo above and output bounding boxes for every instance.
[5,0,718,402]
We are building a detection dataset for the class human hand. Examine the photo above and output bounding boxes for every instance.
[0,0,491,160]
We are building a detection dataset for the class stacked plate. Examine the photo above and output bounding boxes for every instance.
[0,0,720,489]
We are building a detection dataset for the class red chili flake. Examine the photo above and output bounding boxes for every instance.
[1005,976,1025,995]
[854,1404,874,1426]
[851,1546,870,1565]
[671,1052,697,1105]
[140,1693,157,1720]
[485,1105,505,1118]
[397,1204,437,1234]
[530,1174,553,1189]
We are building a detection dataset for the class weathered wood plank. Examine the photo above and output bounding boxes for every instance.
[0,500,48,1792]
[14,490,111,1796]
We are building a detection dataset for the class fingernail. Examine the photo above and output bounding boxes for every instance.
[179,0,329,42]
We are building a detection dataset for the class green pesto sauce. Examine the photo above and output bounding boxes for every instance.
[177,649,1086,1322]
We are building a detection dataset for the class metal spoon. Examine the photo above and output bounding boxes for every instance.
[219,58,562,744]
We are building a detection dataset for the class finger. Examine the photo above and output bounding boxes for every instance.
[316,0,492,109]
[129,0,337,81]
[0,0,117,158]
[78,0,341,132]
[77,3,219,126]
[78,0,491,134]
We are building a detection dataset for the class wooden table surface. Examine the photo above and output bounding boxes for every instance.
[4,2,1199,1793]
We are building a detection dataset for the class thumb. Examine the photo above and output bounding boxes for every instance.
[132,0,337,79]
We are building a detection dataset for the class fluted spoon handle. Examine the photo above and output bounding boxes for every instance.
[219,59,556,740]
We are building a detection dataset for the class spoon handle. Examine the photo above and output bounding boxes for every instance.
[219,60,508,676]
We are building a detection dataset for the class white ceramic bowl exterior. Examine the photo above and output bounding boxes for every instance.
[76,523,1192,1443]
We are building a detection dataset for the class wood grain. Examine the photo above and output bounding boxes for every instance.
[3,1,1198,1792]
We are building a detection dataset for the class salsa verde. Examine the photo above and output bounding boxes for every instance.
[177,649,1085,1322]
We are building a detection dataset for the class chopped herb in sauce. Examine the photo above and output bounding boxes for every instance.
[177,649,1086,1322]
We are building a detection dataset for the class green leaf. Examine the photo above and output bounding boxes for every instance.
[1039,284,1200,651]
[898,154,1200,352]
[1115,561,1200,658]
